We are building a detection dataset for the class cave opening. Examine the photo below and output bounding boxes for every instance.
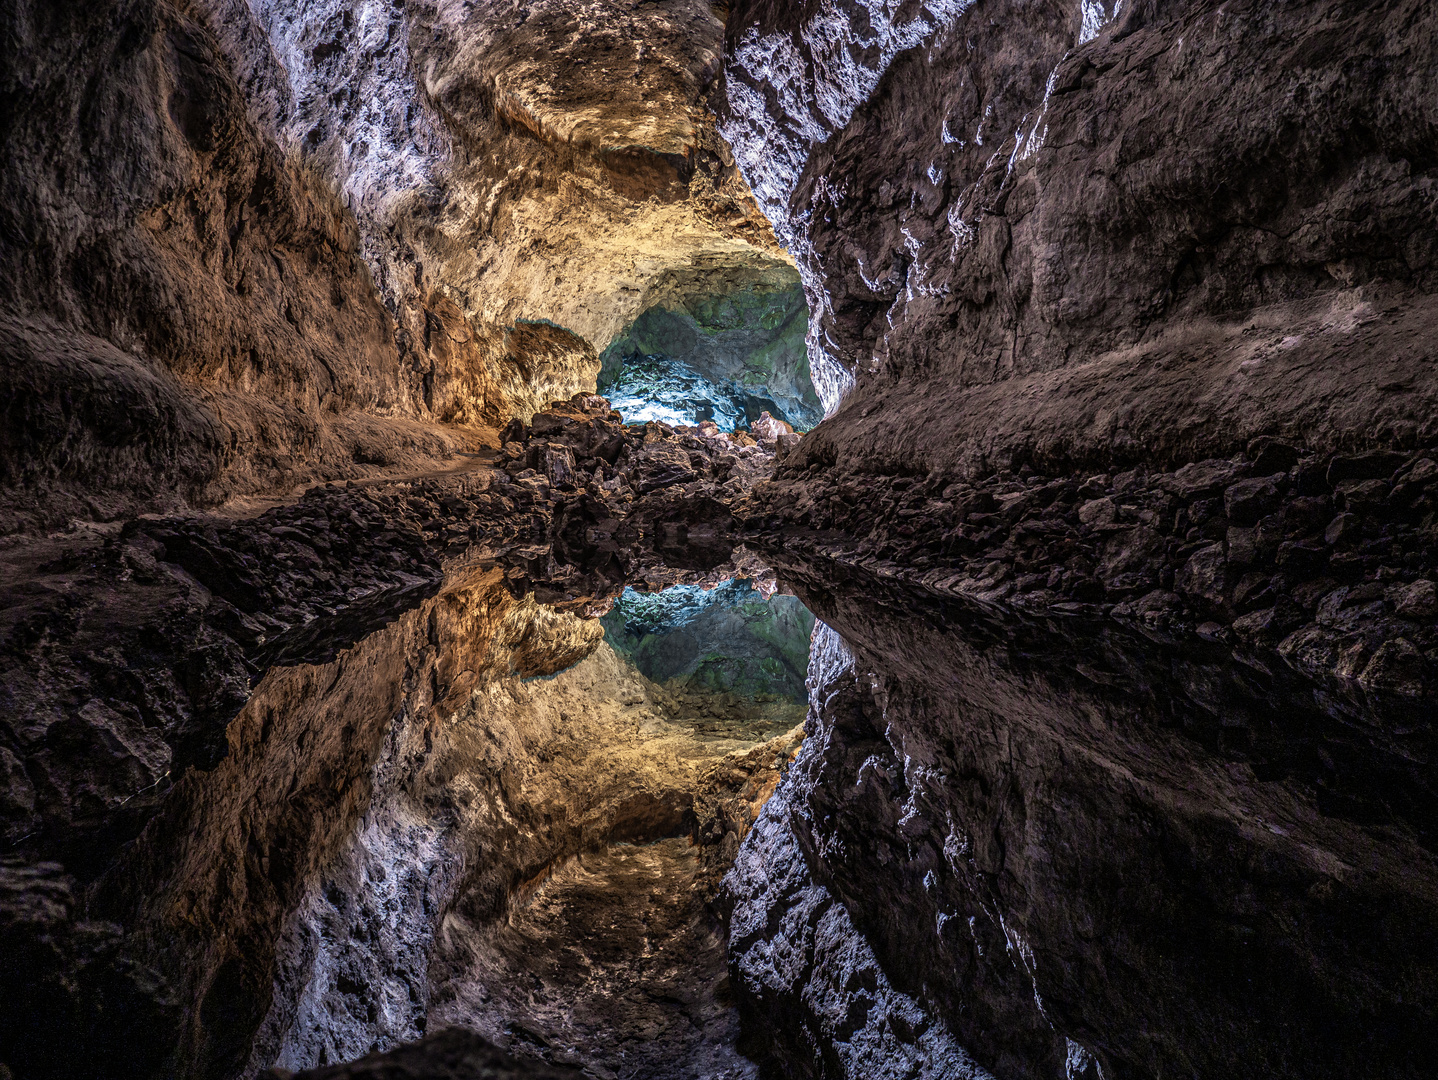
[596,274,822,433]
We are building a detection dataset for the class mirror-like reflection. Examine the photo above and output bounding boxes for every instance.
[727,548,1438,1080]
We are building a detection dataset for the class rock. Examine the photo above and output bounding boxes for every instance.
[1248,438,1301,474]
[1336,479,1391,511]
[1233,572,1275,611]
[750,411,795,443]
[1276,540,1329,576]
[1078,498,1117,526]
[543,445,577,489]
[1392,579,1438,619]
[1358,638,1428,696]
[1230,598,1304,643]
[628,442,698,493]
[1325,513,1359,545]
[1168,461,1252,501]
[1226,527,1259,567]
[1326,451,1410,486]
[1225,478,1281,527]
[1177,544,1230,608]
[1281,496,1331,538]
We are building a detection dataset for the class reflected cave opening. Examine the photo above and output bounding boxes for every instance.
[602,577,816,742]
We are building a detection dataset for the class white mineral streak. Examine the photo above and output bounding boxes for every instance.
[1066,1038,1108,1079]
[244,0,450,304]
[721,0,976,416]
[1019,62,1064,162]
[1078,0,1120,45]
[727,804,997,1080]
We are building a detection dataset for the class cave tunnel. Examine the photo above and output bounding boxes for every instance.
[3,0,1438,1079]
[598,273,823,433]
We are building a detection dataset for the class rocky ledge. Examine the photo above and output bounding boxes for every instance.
[746,436,1438,701]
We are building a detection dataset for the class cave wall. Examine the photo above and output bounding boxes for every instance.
[0,0,802,531]
[721,0,1438,473]
[0,0,475,531]
[248,0,804,426]
[728,569,1438,1080]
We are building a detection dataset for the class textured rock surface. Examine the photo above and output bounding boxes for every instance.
[0,0,476,531]
[745,439,1438,699]
[5,0,1438,1077]
[723,0,1438,456]
[245,0,801,426]
[727,567,1438,1080]
[0,0,802,533]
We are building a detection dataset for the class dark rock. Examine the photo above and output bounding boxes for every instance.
[1225,478,1281,527]
[1392,579,1438,619]
[1227,527,1259,567]
[1233,572,1276,612]
[1357,638,1428,696]
[1078,497,1116,526]
[1248,438,1301,474]
[1176,543,1230,609]
[1325,513,1360,545]
[1281,495,1332,538]
[1336,479,1392,512]
[1327,451,1410,487]
[1276,540,1330,576]
[1169,460,1252,501]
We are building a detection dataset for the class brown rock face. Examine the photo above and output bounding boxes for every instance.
[711,2,1438,1078]
[723,0,1438,471]
[0,0,803,533]
[0,0,475,532]
[5,1,1437,1078]
[258,0,802,428]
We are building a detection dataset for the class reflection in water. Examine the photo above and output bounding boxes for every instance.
[726,549,1438,1080]
[243,573,809,1079]
[603,579,815,724]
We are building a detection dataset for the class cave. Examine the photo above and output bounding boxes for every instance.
[2,2,1437,1080]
